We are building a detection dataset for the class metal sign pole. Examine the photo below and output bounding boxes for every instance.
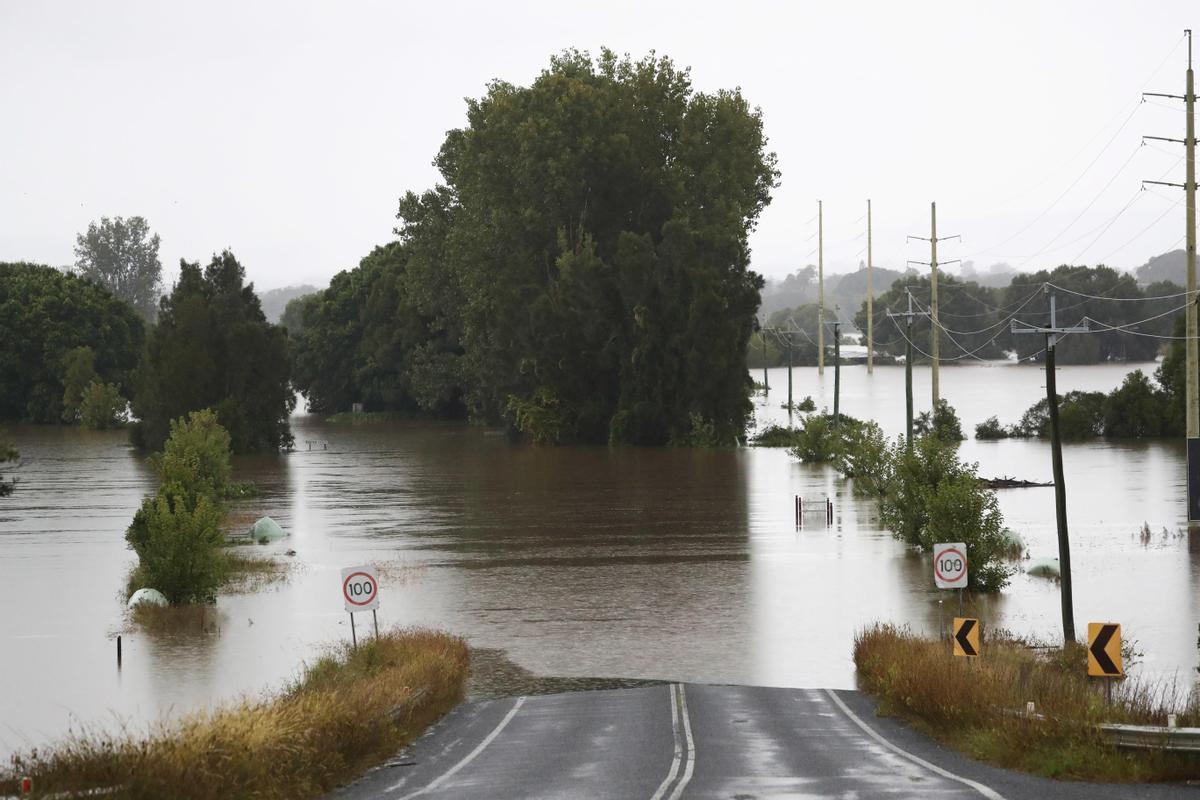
[349,612,357,649]
[372,609,379,638]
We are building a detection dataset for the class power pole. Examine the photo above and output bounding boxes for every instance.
[818,200,825,375]
[1012,289,1089,645]
[888,289,920,446]
[1144,29,1198,532]
[867,199,874,375]
[908,202,960,414]
[833,313,842,425]
[758,321,768,391]
[786,329,794,413]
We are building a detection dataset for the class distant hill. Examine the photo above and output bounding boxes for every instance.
[827,265,909,319]
[1135,250,1187,286]
[758,264,909,321]
[960,261,1018,288]
[258,284,317,323]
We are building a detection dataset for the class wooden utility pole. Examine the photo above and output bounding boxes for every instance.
[833,314,842,425]
[867,199,874,374]
[786,330,793,413]
[1144,29,1198,531]
[818,200,825,375]
[1012,289,1089,645]
[761,331,769,392]
[908,203,960,415]
[888,290,920,446]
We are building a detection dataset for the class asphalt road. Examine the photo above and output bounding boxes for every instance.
[332,684,1195,799]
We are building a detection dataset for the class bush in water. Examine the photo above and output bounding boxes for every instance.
[126,409,233,604]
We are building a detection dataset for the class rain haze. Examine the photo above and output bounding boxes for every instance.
[1,0,1195,290]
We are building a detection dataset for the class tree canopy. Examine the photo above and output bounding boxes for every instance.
[131,251,294,452]
[0,262,144,423]
[74,216,163,320]
[292,49,779,444]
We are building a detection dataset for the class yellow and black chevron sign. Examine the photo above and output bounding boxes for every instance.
[1087,623,1123,677]
[952,617,980,658]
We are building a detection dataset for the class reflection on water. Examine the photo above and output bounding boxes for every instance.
[1,361,1198,757]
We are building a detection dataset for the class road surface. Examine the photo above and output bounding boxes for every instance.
[332,684,1193,799]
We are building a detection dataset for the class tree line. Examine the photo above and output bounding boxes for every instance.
[755,262,1185,368]
[0,246,292,454]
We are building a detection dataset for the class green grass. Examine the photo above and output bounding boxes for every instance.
[2,628,470,800]
[854,624,1200,782]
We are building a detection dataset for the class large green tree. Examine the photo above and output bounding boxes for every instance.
[294,50,779,445]
[441,50,777,444]
[131,251,294,452]
[74,216,163,320]
[0,262,144,422]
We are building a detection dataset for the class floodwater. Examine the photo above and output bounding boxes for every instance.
[1,360,1198,758]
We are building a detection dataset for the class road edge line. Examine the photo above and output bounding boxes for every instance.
[823,689,1006,800]
[650,683,683,800]
[390,695,527,798]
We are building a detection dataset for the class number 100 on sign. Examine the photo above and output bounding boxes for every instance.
[933,542,968,589]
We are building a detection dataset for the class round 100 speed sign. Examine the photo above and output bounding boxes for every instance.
[340,565,380,613]
[932,542,968,589]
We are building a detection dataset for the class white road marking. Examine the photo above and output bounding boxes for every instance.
[823,689,1007,800]
[649,684,683,800]
[667,684,695,800]
[390,696,527,798]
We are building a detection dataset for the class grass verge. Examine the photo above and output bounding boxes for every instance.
[2,628,469,799]
[854,624,1200,782]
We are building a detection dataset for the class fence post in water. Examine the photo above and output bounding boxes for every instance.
[117,634,122,667]
[826,498,833,525]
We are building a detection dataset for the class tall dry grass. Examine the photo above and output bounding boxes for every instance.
[2,628,469,800]
[854,624,1200,781]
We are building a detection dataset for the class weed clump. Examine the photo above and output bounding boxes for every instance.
[1,628,470,800]
[854,624,1200,782]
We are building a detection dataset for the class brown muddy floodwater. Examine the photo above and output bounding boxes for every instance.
[2,360,1198,758]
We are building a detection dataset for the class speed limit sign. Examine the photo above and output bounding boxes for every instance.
[933,542,968,589]
[341,565,380,613]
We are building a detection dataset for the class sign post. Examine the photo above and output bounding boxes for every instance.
[341,565,381,648]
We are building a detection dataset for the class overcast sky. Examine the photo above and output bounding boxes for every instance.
[1,1,1195,292]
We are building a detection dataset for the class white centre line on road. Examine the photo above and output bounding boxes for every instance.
[649,684,683,800]
[651,683,696,800]
[823,689,1007,800]
[389,696,527,799]
[667,684,695,800]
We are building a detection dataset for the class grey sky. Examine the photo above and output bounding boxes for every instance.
[1,1,1195,292]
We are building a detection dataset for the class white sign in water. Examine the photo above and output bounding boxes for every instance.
[341,565,380,613]
[932,542,968,589]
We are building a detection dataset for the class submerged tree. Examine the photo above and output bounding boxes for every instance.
[293,49,779,445]
[74,216,163,320]
[131,251,294,452]
[127,410,231,604]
